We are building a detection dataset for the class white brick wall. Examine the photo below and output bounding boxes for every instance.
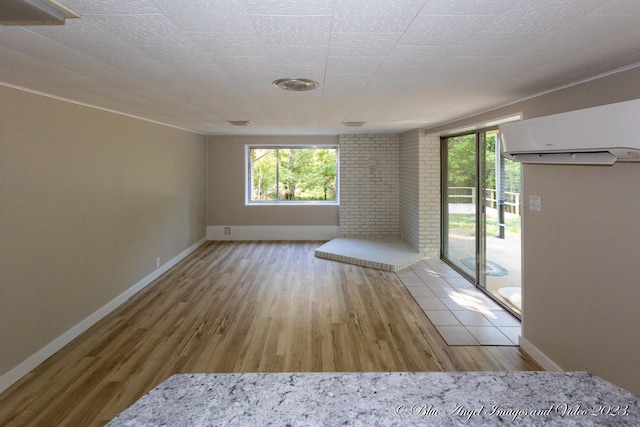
[339,134,399,237]
[399,130,441,258]
[419,133,441,258]
[339,131,440,258]
[399,130,420,249]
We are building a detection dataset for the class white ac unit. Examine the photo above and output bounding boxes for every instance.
[499,99,640,165]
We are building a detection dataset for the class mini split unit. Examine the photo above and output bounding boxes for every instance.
[0,0,79,26]
[500,99,640,165]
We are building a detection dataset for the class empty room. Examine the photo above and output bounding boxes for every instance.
[1,0,639,425]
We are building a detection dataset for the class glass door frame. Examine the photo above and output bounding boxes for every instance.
[440,127,520,318]
[440,131,483,284]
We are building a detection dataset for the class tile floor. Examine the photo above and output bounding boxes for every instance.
[397,258,521,346]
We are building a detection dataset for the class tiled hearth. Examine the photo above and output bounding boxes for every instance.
[315,237,421,272]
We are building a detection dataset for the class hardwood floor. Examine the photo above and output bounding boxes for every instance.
[0,241,541,426]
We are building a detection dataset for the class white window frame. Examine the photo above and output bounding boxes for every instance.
[245,144,339,205]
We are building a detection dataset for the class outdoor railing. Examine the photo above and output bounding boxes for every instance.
[448,187,520,216]
[447,187,476,203]
[485,189,520,216]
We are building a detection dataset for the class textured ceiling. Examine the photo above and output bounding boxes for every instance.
[1,0,639,135]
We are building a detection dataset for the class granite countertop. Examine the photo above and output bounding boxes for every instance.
[108,371,639,426]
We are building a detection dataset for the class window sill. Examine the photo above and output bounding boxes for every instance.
[246,201,339,206]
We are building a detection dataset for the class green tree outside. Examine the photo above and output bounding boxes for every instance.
[446,133,521,203]
[250,147,337,202]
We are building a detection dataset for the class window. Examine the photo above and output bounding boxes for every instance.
[246,145,338,204]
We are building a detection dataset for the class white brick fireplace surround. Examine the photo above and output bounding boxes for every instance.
[337,132,440,261]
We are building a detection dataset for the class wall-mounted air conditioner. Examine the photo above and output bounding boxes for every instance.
[0,0,79,26]
[499,99,640,165]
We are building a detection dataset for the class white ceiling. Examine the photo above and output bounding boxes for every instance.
[1,0,639,135]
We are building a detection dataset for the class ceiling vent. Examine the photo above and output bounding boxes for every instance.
[0,0,79,26]
[342,121,366,127]
[228,120,253,127]
[272,78,319,91]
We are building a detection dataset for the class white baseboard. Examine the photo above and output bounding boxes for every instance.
[519,336,563,372]
[0,237,206,394]
[207,225,340,241]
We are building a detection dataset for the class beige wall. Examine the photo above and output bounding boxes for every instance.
[207,135,339,227]
[0,86,206,378]
[523,163,640,394]
[424,65,640,395]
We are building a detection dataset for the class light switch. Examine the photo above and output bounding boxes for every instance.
[529,195,542,212]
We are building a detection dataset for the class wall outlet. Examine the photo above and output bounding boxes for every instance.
[224,227,231,235]
[155,257,160,268]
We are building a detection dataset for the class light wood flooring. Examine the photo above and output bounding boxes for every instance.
[0,241,541,426]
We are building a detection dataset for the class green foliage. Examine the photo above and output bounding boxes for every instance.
[446,134,477,188]
[484,133,521,194]
[445,131,522,237]
[250,147,337,202]
[251,148,277,200]
[445,132,521,196]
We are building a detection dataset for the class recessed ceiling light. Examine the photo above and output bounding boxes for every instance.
[228,120,253,126]
[272,78,319,91]
[343,121,366,127]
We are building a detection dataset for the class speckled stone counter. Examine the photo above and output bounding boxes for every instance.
[108,372,639,426]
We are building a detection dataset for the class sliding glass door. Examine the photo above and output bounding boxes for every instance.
[482,131,522,315]
[442,130,522,317]
[442,133,478,282]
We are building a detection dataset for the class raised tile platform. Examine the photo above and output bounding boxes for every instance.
[315,237,421,271]
[108,372,640,426]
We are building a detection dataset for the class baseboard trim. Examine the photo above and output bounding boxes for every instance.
[0,237,206,394]
[206,225,340,241]
[519,336,563,372]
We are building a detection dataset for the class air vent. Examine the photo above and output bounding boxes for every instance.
[0,0,79,26]
[342,122,366,127]
[272,78,319,91]
[228,120,253,127]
